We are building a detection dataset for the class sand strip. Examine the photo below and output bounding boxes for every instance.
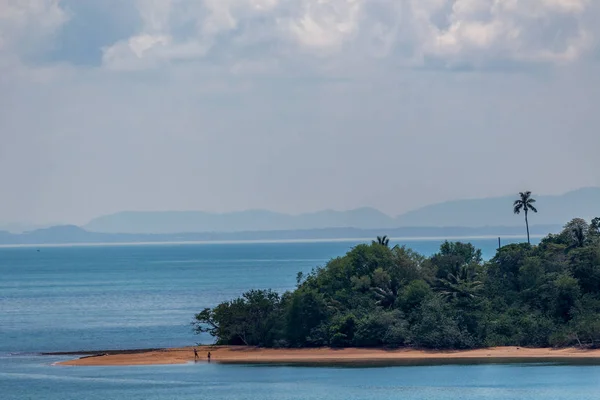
[55,346,600,366]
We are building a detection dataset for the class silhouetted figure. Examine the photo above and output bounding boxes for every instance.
[194,348,199,361]
[207,351,211,363]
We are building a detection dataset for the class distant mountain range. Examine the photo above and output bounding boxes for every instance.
[83,188,600,234]
[0,187,596,245]
[395,187,600,228]
[0,225,562,246]
[84,208,395,234]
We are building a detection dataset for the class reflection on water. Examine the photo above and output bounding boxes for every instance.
[223,357,600,368]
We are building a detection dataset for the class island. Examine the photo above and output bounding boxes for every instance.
[60,217,600,366]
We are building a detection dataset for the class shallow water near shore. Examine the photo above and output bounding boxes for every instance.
[4,356,600,400]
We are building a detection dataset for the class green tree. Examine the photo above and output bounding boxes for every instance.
[430,241,482,280]
[591,218,600,235]
[398,280,434,316]
[193,289,281,346]
[194,221,600,350]
[371,267,398,309]
[327,314,357,347]
[573,225,586,248]
[284,289,328,346]
[410,297,474,349]
[513,191,538,244]
[436,264,483,302]
[551,274,580,322]
[562,218,590,249]
[353,310,409,347]
[570,246,600,293]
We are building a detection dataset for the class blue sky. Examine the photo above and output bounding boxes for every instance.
[1,0,599,225]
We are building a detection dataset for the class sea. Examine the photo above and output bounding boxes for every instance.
[3,236,600,400]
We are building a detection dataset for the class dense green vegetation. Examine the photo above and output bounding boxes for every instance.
[194,217,600,349]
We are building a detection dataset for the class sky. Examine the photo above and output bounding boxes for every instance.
[1,0,600,226]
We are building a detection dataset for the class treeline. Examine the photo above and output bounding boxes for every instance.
[194,217,600,349]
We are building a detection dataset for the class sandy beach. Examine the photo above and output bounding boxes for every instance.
[56,346,600,366]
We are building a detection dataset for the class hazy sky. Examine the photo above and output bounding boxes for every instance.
[1,0,600,225]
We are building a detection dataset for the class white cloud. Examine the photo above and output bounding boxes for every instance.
[0,0,598,71]
[101,0,284,70]
[0,0,68,57]
[284,0,361,51]
[418,0,592,65]
[102,34,174,71]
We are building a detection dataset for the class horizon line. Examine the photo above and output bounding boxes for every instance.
[0,234,543,249]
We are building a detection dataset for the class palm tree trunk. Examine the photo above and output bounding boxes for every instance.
[525,209,530,245]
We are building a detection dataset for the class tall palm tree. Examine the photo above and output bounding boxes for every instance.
[513,191,538,244]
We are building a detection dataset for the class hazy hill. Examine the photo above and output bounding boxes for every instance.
[0,222,53,234]
[83,188,599,234]
[0,225,562,246]
[396,187,600,227]
[84,208,395,234]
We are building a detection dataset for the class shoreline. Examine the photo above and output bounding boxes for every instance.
[55,346,600,367]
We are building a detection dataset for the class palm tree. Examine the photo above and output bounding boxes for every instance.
[435,265,483,302]
[513,191,538,245]
[374,235,390,247]
[372,284,397,309]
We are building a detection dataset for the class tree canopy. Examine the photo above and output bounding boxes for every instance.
[194,217,600,349]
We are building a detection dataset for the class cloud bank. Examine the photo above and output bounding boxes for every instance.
[1,0,598,71]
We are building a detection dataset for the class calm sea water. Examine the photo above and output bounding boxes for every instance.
[5,237,598,400]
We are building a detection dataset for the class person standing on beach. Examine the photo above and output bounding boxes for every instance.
[194,348,199,361]
[207,351,211,362]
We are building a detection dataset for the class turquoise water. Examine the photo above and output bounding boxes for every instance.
[6,237,599,400]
